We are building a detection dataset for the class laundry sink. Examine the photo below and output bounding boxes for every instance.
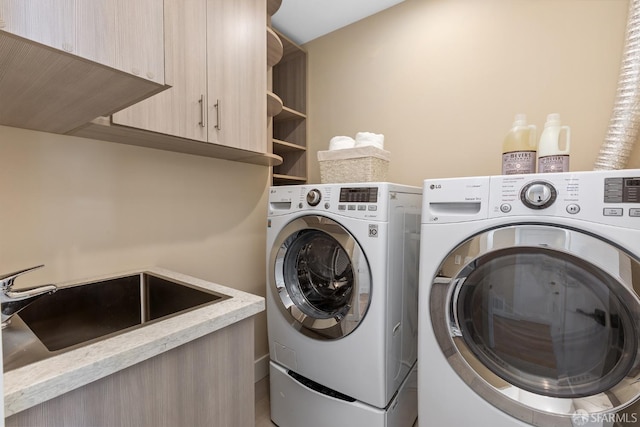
[2,272,227,372]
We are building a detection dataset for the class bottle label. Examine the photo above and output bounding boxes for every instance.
[502,151,536,175]
[538,155,569,173]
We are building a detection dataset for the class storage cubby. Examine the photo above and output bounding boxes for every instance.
[271,30,307,185]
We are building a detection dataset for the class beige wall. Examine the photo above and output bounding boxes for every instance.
[0,125,270,361]
[305,0,640,186]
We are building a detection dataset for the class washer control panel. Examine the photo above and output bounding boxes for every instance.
[268,184,420,221]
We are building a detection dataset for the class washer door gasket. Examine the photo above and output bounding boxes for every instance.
[270,215,371,340]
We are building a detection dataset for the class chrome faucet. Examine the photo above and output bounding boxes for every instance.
[1,265,57,328]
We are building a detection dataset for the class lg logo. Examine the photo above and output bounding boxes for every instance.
[429,184,442,190]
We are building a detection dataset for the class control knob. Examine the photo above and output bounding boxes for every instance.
[521,181,557,209]
[306,189,322,206]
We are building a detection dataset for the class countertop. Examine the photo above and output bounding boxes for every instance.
[3,267,265,417]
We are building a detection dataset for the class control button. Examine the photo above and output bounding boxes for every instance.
[348,205,356,211]
[630,208,640,217]
[338,205,346,211]
[500,204,511,213]
[603,208,623,216]
[298,203,303,209]
[306,189,322,206]
[566,204,580,214]
[324,202,330,209]
[368,205,377,211]
[521,181,557,209]
[357,205,366,211]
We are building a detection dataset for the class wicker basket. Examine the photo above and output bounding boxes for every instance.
[318,146,390,183]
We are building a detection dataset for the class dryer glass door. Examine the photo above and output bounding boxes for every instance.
[456,246,635,398]
[431,224,640,422]
[270,215,371,340]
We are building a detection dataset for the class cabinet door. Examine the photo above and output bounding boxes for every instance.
[76,0,164,85]
[0,0,74,52]
[207,0,266,153]
[112,0,207,142]
[114,0,165,84]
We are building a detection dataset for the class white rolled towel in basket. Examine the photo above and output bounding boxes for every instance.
[328,136,356,150]
[355,132,384,150]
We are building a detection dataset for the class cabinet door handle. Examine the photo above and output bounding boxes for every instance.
[198,95,206,128]
[214,99,221,130]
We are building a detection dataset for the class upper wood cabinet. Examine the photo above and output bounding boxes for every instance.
[0,0,166,134]
[109,0,208,142]
[76,0,165,85]
[207,0,266,152]
[109,0,269,155]
[0,0,164,85]
[0,0,74,52]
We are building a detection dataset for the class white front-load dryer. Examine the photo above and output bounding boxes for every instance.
[418,170,640,427]
[267,183,421,427]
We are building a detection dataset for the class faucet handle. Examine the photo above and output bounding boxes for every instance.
[0,265,45,290]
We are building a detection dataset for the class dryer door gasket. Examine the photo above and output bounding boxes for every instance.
[430,223,640,424]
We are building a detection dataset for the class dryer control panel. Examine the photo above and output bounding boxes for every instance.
[604,177,640,203]
[423,169,640,228]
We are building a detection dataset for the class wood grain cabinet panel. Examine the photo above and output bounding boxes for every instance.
[112,0,208,142]
[112,0,268,155]
[0,0,74,52]
[207,0,267,152]
[0,0,167,134]
[76,0,165,84]
[0,0,164,85]
[6,318,256,427]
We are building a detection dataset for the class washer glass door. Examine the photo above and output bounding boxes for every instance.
[270,215,371,340]
[431,224,640,422]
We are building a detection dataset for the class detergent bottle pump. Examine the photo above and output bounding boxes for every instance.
[537,113,571,173]
[501,114,537,175]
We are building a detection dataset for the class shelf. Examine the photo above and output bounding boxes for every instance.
[275,106,306,121]
[267,91,283,117]
[276,30,306,62]
[267,0,282,16]
[71,117,283,167]
[271,26,307,186]
[273,174,307,185]
[273,138,306,153]
[267,28,283,67]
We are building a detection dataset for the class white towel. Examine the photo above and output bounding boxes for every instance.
[355,132,384,150]
[329,136,356,150]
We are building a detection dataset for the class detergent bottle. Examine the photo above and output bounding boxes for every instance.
[537,113,571,173]
[501,114,537,175]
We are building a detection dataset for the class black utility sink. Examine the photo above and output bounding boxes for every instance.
[3,272,227,371]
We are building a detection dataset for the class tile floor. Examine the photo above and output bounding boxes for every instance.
[254,376,418,427]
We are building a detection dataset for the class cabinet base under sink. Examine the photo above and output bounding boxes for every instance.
[5,317,255,427]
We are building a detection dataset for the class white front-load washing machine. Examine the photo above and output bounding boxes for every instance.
[267,183,421,427]
[418,170,640,427]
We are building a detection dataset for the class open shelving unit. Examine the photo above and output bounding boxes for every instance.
[271,30,307,185]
